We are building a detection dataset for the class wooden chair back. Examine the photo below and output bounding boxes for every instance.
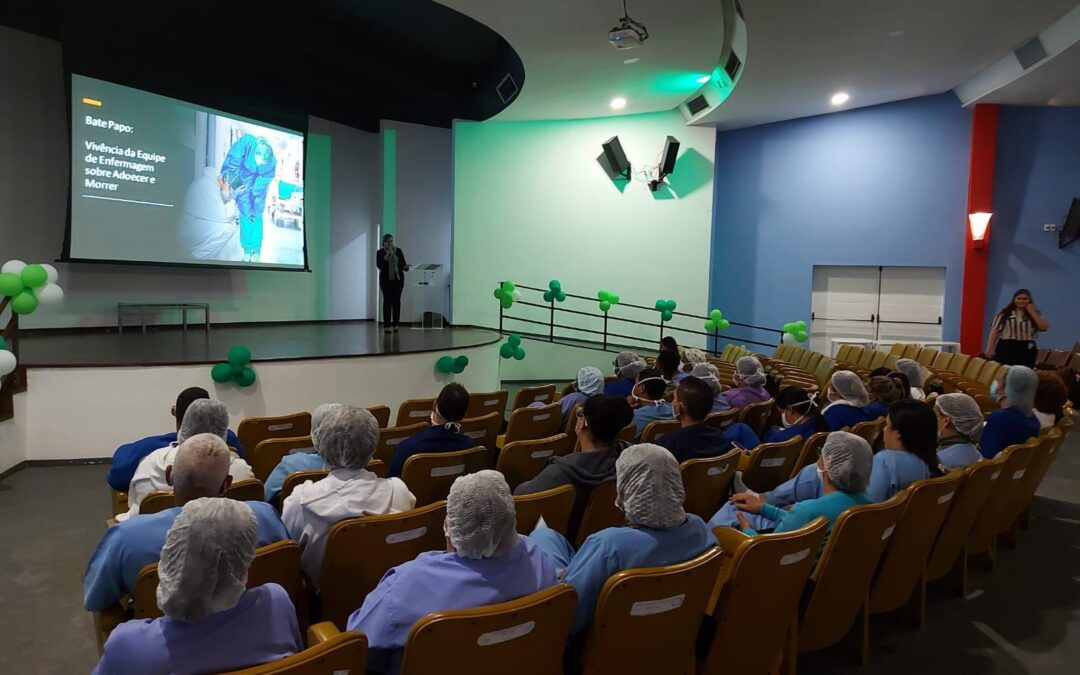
[835,344,854,364]
[139,478,265,515]
[738,399,775,436]
[563,402,583,450]
[616,422,638,443]
[503,403,562,446]
[974,393,999,415]
[459,412,503,457]
[869,472,964,617]
[373,422,428,465]
[466,390,509,421]
[888,343,908,357]
[320,501,448,630]
[868,351,888,370]
[901,344,922,359]
[580,549,723,675]
[931,351,954,371]
[281,470,329,503]
[395,398,437,427]
[704,409,739,429]
[221,631,368,674]
[849,417,885,449]
[238,412,312,458]
[798,493,908,658]
[401,446,491,506]
[814,359,838,390]
[366,405,391,429]
[680,449,740,520]
[496,434,570,491]
[513,484,576,535]
[915,347,938,367]
[575,481,623,547]
[925,460,1002,585]
[856,348,876,369]
[792,432,828,478]
[398,584,578,675]
[700,518,829,675]
[252,436,315,483]
[138,490,177,515]
[511,384,557,411]
[640,419,682,444]
[996,432,1058,536]
[967,440,1037,558]
[742,436,802,493]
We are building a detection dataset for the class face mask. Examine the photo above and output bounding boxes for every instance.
[633,377,667,406]
[816,465,825,482]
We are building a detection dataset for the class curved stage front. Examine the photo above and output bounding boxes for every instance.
[9,322,503,464]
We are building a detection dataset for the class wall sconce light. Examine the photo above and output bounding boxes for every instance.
[968,212,992,249]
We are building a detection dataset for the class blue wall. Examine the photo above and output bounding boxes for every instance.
[987,106,1080,349]
[709,93,971,348]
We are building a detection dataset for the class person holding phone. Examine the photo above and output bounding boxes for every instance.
[376,234,409,333]
[985,288,1049,367]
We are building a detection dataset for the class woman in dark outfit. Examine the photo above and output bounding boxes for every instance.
[376,234,409,332]
[985,289,1050,367]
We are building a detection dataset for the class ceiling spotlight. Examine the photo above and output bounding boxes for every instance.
[623,57,641,64]
[830,91,850,106]
[696,75,711,84]
[610,97,627,110]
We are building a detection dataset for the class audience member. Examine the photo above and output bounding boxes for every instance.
[558,366,605,424]
[122,400,254,520]
[107,387,242,491]
[712,356,769,412]
[282,406,415,585]
[673,348,707,384]
[865,376,903,419]
[869,400,939,501]
[1034,371,1069,428]
[821,371,872,431]
[84,434,288,612]
[690,362,727,413]
[934,393,984,470]
[981,366,1040,459]
[759,386,826,444]
[529,444,717,634]
[515,394,633,543]
[628,368,675,437]
[263,403,341,503]
[92,498,302,674]
[604,351,646,398]
[658,336,679,358]
[1055,366,1080,409]
[388,383,473,477]
[656,376,733,462]
[894,358,927,400]
[348,471,556,674]
[656,350,682,388]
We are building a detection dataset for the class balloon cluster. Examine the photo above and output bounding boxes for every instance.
[542,280,567,303]
[654,299,678,322]
[0,336,15,377]
[597,289,620,313]
[0,260,64,315]
[704,309,731,332]
[211,345,257,387]
[782,320,809,345]
[499,334,526,360]
[436,355,470,374]
[492,281,521,309]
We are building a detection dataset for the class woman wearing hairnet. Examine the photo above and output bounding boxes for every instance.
[869,400,940,502]
[559,366,606,424]
[672,348,708,384]
[731,431,873,536]
[348,471,557,674]
[529,444,717,635]
[93,499,303,674]
[604,351,646,398]
[821,371,873,431]
[712,356,770,412]
[894,358,927,400]
[980,366,1041,459]
[262,403,342,504]
[629,368,676,438]
[934,393,985,470]
[760,386,826,444]
[690,362,725,413]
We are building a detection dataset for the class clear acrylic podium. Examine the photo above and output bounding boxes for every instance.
[411,263,445,330]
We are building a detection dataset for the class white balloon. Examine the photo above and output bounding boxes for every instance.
[41,263,59,284]
[34,283,64,306]
[782,333,800,346]
[512,290,522,302]
[0,350,16,377]
[1,260,26,275]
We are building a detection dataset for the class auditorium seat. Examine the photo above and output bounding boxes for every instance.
[224,629,368,674]
[465,389,509,421]
[252,436,314,483]
[136,478,266,516]
[513,484,576,535]
[511,384,556,412]
[401,446,490,506]
[791,432,828,478]
[738,399,774,436]
[575,481,622,547]
[579,548,722,675]
[238,412,312,457]
[395,398,436,427]
[996,431,1060,547]
[458,412,502,460]
[373,422,427,465]
[680,450,739,520]
[497,403,562,449]
[740,436,802,493]
[925,460,1003,596]
[849,417,885,450]
[640,419,681,445]
[966,440,1037,569]
[496,434,570,491]
[366,405,391,429]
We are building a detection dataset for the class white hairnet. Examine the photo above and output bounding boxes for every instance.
[895,359,925,388]
[830,371,869,407]
[736,356,766,387]
[311,403,345,431]
[683,348,707,365]
[313,405,379,470]
[445,470,518,559]
[935,393,985,441]
[576,366,605,396]
[614,351,646,380]
[177,399,229,444]
[156,498,257,622]
[820,431,873,493]
[691,363,722,394]
[615,444,687,529]
[1005,366,1038,414]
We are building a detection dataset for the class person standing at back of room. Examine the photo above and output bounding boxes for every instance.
[985,288,1049,367]
[376,234,409,333]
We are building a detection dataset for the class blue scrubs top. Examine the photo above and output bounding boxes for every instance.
[751,490,872,536]
[863,402,888,420]
[867,449,931,502]
[822,402,870,432]
[980,407,1040,459]
[108,430,243,491]
[264,453,326,502]
[762,417,820,444]
[937,439,983,470]
[604,378,635,398]
[708,463,822,530]
[387,425,475,478]
[632,402,674,438]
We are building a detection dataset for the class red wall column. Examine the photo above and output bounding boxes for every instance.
[959,103,998,355]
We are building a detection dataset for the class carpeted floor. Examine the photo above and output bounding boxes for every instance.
[0,434,1077,674]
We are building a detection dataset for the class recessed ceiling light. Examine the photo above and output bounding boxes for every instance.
[623,57,641,64]
[830,91,850,106]
[696,75,711,84]
[610,97,627,110]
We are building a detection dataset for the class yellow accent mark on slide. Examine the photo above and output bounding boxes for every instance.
[82,97,102,107]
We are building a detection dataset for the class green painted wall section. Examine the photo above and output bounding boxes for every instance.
[382,129,397,237]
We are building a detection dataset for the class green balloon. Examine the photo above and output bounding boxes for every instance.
[782,322,795,333]
[719,319,731,330]
[543,291,554,302]
[710,309,723,321]
[508,334,522,347]
[228,345,252,367]
[20,264,48,289]
[795,320,807,331]
[500,298,513,309]
[599,300,611,312]
[610,294,619,304]
[549,280,561,290]
[704,319,717,331]
[662,310,674,322]
[668,300,677,311]
[211,363,233,383]
[502,281,515,292]
[11,291,37,315]
[0,336,6,350]
[234,367,257,387]
[513,346,526,360]
[436,356,454,373]
[454,355,469,372]
[654,299,664,310]
[795,330,808,342]
[500,343,514,359]
[0,273,24,297]
[493,288,503,300]
[556,291,566,302]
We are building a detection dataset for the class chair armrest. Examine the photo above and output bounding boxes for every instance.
[712,525,751,555]
[307,621,342,646]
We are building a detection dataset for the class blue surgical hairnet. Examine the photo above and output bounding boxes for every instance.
[615,444,686,529]
[576,366,605,396]
[1005,366,1038,414]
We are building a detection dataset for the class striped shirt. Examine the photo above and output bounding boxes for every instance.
[994,310,1038,341]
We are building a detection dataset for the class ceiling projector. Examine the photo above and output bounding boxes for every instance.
[609,2,649,49]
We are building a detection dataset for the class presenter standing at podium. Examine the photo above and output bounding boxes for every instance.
[377,234,409,332]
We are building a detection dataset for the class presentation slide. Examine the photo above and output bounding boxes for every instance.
[69,74,306,269]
